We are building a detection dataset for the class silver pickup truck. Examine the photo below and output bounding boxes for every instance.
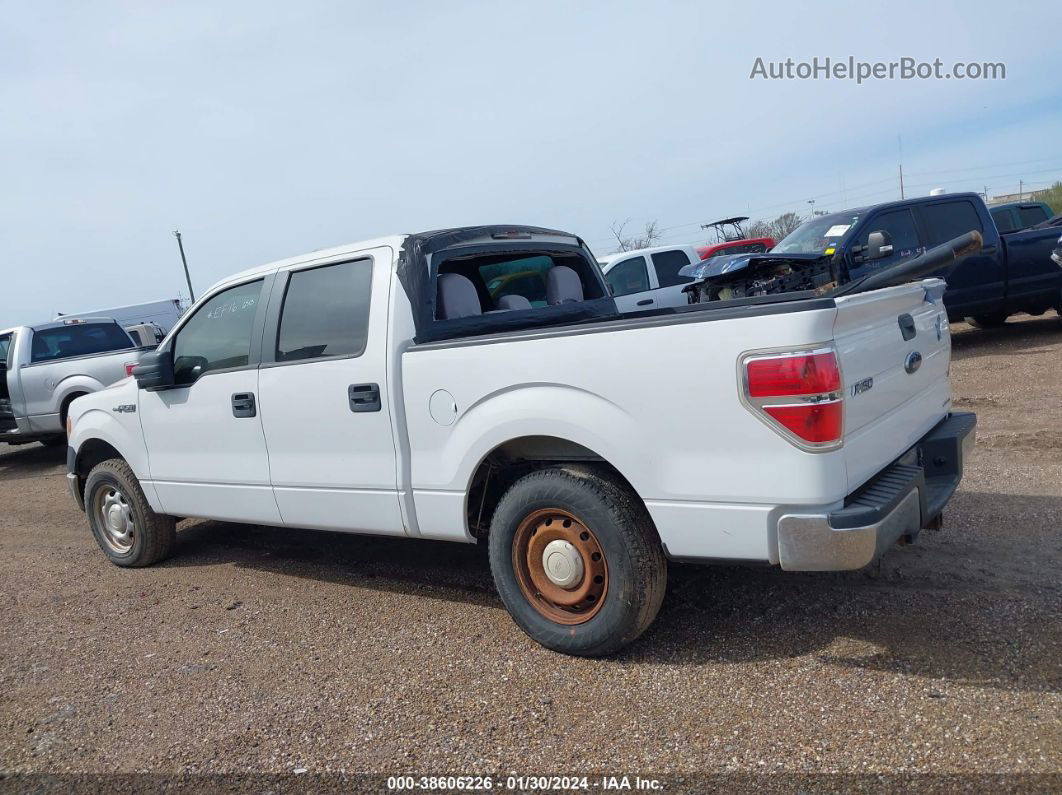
[1,318,154,446]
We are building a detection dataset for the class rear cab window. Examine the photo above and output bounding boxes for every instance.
[482,256,551,307]
[29,323,134,364]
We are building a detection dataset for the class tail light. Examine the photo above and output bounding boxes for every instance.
[125,362,138,377]
[741,348,844,449]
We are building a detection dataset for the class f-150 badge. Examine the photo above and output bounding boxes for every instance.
[112,404,136,414]
[851,377,873,396]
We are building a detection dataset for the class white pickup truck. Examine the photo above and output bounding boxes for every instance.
[598,244,702,312]
[1,318,152,446]
[65,225,975,656]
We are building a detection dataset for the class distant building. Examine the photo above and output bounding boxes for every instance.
[989,188,1049,206]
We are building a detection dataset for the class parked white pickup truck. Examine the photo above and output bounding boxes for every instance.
[1,318,153,446]
[65,225,975,655]
[598,244,701,312]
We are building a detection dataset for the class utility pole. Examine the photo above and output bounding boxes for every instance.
[172,230,195,302]
[1018,180,1023,201]
[897,134,905,200]
[807,199,816,219]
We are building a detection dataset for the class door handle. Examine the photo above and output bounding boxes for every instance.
[348,383,381,413]
[231,392,256,418]
[636,298,654,306]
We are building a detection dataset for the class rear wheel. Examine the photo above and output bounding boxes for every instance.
[967,313,1008,329]
[488,466,667,656]
[84,458,176,567]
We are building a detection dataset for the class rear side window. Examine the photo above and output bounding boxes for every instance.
[606,257,650,296]
[29,323,134,364]
[277,260,373,362]
[991,208,1017,233]
[1018,205,1048,228]
[172,279,263,384]
[651,250,694,287]
[922,201,983,246]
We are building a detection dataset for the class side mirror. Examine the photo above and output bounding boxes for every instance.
[866,230,894,260]
[172,355,208,385]
[132,349,175,390]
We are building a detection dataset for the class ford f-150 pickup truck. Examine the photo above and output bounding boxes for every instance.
[1,318,153,446]
[65,225,975,656]
[680,193,1061,329]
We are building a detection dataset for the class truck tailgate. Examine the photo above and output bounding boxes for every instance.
[833,279,952,493]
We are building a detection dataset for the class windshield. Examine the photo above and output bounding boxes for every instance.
[773,212,862,255]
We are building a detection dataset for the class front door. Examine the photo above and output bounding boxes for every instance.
[256,250,403,535]
[604,255,656,312]
[139,276,282,525]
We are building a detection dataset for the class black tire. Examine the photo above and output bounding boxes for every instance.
[488,466,667,656]
[84,458,176,567]
[967,313,1008,329]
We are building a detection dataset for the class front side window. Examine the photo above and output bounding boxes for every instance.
[29,323,134,364]
[605,256,649,296]
[922,201,983,246]
[277,259,373,363]
[858,208,922,263]
[172,279,263,384]
[651,250,694,287]
[991,208,1017,233]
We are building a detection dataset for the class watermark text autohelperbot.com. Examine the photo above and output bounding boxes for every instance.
[750,56,1006,84]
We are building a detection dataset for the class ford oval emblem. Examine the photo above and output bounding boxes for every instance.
[904,351,923,374]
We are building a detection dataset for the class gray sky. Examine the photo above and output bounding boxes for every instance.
[2,0,1059,325]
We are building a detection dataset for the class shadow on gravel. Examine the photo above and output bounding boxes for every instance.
[951,314,1062,359]
[165,491,1061,694]
[0,442,65,482]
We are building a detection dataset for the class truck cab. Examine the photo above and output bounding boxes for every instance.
[597,245,699,312]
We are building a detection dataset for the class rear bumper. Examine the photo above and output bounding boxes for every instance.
[776,412,976,571]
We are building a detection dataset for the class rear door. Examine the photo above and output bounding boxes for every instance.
[832,281,952,492]
[914,198,1001,316]
[257,248,404,535]
[649,249,696,308]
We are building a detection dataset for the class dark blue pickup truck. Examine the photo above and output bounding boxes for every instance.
[687,193,1061,328]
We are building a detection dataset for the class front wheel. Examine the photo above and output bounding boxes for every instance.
[84,458,176,567]
[488,466,667,656]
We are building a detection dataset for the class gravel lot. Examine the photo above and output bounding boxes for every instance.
[1,315,1059,786]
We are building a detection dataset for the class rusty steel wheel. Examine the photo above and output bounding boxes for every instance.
[511,508,609,625]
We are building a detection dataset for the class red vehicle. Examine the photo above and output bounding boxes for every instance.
[696,216,775,260]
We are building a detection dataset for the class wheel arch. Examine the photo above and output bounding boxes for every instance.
[464,434,643,538]
[68,408,161,512]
